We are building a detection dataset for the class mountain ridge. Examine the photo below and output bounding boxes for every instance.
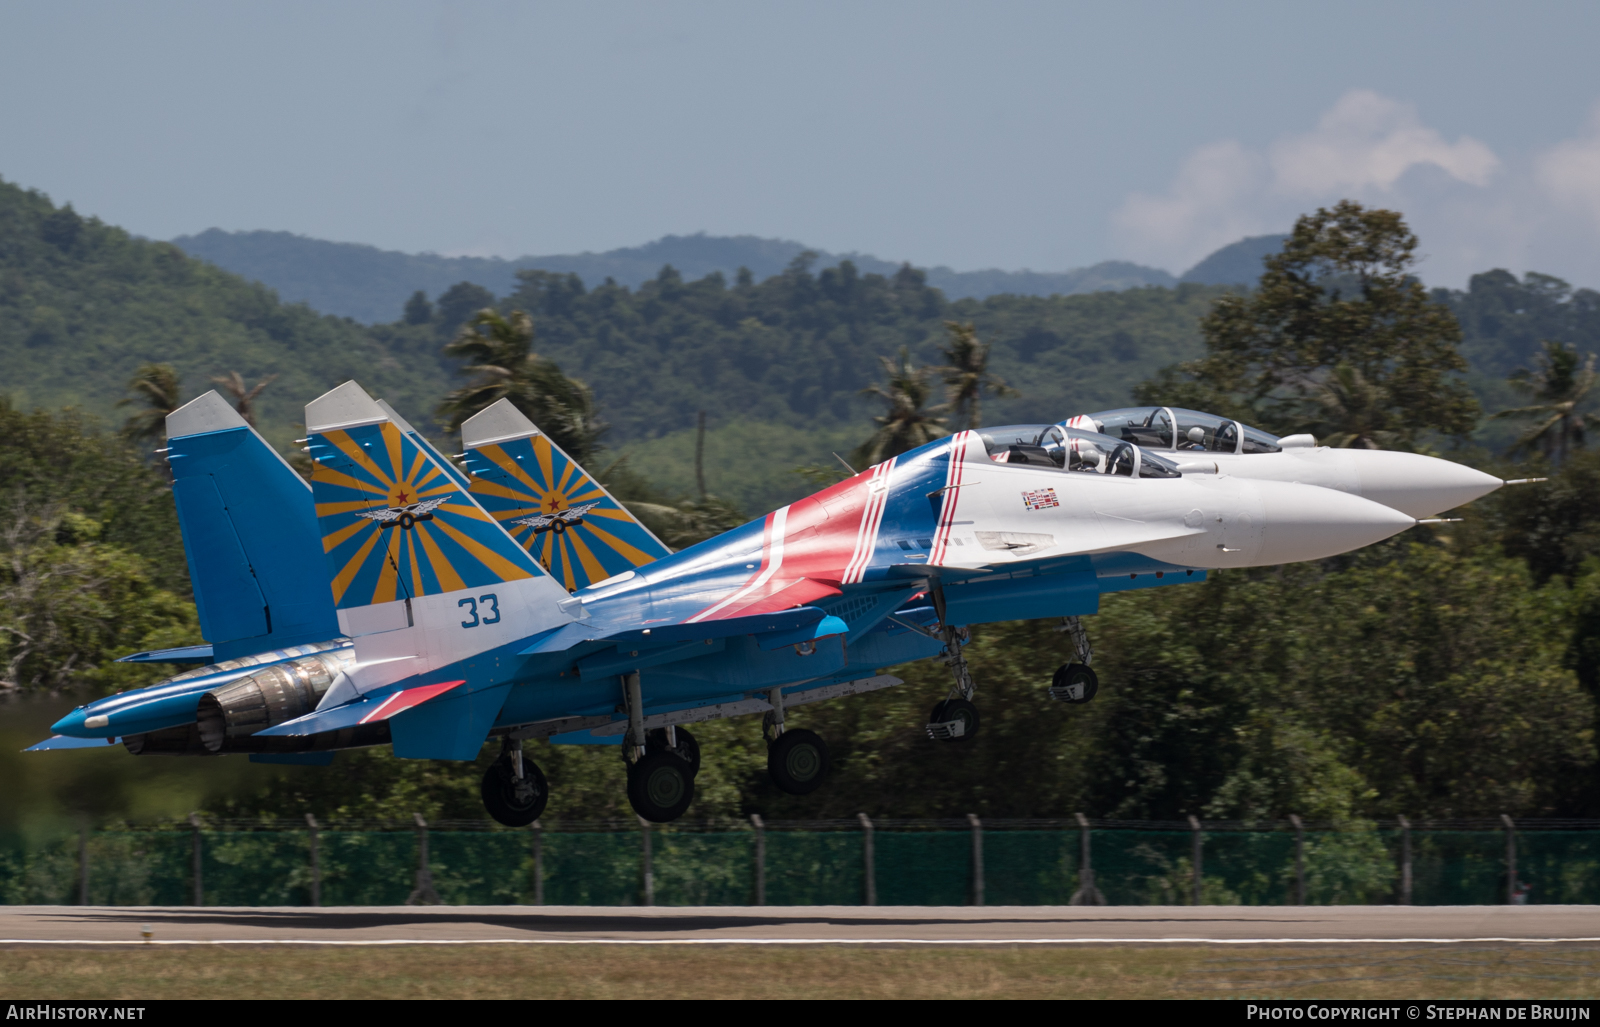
[172,228,1182,324]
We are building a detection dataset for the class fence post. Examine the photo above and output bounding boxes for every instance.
[78,822,89,906]
[406,813,440,905]
[189,813,203,906]
[1398,816,1412,906]
[531,819,544,906]
[1188,815,1203,905]
[858,813,876,906]
[1069,812,1106,905]
[1289,814,1306,905]
[639,816,653,907]
[751,814,766,906]
[305,814,320,907]
[967,814,984,906]
[1501,814,1518,904]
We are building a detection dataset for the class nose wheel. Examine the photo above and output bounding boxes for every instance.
[1049,663,1099,704]
[927,697,980,741]
[482,741,548,826]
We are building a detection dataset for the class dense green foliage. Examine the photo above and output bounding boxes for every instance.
[0,179,435,453]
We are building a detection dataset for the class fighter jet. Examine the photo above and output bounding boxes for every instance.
[1064,406,1509,518]
[38,383,1418,824]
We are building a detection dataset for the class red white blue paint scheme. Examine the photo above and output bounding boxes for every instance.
[38,383,1438,823]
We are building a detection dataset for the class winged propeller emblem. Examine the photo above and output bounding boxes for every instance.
[513,501,600,534]
[358,496,448,530]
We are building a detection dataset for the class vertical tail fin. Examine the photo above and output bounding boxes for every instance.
[304,382,573,651]
[460,398,671,591]
[165,391,339,661]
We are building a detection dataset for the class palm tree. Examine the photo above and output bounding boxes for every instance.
[939,321,1017,430]
[437,308,605,463]
[1307,363,1399,450]
[852,347,950,468]
[118,363,183,446]
[209,371,279,428]
[1492,341,1599,465]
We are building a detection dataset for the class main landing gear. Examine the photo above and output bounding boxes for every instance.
[619,671,700,823]
[482,737,549,826]
[764,686,830,795]
[1049,616,1099,704]
[627,729,698,823]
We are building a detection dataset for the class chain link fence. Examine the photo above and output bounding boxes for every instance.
[2,816,1596,907]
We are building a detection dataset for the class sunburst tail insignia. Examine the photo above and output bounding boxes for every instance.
[460,398,671,591]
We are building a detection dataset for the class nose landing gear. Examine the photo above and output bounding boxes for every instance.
[1049,616,1099,704]
[924,580,981,742]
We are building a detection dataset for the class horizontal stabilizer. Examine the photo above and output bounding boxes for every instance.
[257,680,464,737]
[115,644,215,665]
[25,735,118,752]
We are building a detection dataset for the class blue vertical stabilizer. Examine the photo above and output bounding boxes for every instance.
[165,392,340,661]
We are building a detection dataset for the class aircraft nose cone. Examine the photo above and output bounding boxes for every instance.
[1255,481,1416,564]
[1349,450,1502,518]
[51,709,89,736]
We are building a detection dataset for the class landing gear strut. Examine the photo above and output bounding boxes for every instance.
[925,580,979,742]
[482,737,548,826]
[764,685,830,795]
[1049,616,1099,704]
[621,672,697,824]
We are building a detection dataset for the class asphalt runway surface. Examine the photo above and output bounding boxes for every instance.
[1,905,1597,945]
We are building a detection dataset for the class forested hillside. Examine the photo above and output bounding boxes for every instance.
[173,227,1178,323]
[0,180,436,452]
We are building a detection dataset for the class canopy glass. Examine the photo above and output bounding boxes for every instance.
[1081,407,1282,454]
[977,424,1182,478]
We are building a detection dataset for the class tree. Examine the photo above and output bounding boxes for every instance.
[852,347,950,467]
[939,321,1017,430]
[437,309,605,462]
[209,370,278,428]
[1176,201,1480,446]
[403,289,433,325]
[117,363,182,446]
[1491,341,1599,464]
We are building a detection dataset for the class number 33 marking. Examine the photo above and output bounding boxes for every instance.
[458,593,501,628]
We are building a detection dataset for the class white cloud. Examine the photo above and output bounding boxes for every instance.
[1110,142,1272,271]
[1269,90,1499,195]
[1537,104,1600,227]
[1111,90,1600,288]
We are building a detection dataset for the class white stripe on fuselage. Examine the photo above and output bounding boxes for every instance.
[687,506,791,623]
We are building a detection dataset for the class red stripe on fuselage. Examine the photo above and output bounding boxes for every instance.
[687,465,889,621]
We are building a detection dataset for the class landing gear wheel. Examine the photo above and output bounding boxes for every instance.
[1049,663,1099,704]
[927,698,980,742]
[627,751,695,823]
[647,726,701,776]
[767,728,830,795]
[481,757,548,826]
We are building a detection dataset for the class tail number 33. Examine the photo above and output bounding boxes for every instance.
[458,594,501,629]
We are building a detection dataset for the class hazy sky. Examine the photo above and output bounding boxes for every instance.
[2,1,1598,286]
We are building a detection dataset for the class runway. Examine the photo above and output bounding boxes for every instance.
[1,905,1597,945]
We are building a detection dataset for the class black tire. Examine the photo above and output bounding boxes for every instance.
[928,698,980,742]
[1051,663,1099,704]
[647,726,701,776]
[481,757,549,827]
[767,728,830,795]
[627,751,696,823]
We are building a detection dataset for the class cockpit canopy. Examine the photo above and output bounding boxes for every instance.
[1082,407,1283,454]
[978,425,1182,478]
